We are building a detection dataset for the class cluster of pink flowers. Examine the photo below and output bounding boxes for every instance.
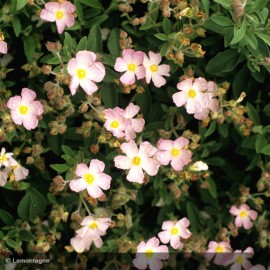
[114,137,192,184]
[114,49,170,88]
[7,88,43,130]
[67,51,106,96]
[172,77,220,120]
[103,103,145,141]
[0,148,29,187]
[70,215,111,253]
[40,1,76,34]
[205,241,255,269]
[69,159,111,199]
[133,217,192,270]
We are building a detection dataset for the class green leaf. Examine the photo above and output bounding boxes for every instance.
[261,144,270,155]
[230,18,246,45]
[209,14,234,27]
[135,88,152,119]
[88,25,102,52]
[62,145,75,156]
[100,83,118,108]
[108,28,120,56]
[256,134,267,153]
[186,202,199,232]
[206,49,241,75]
[6,239,18,249]
[0,210,14,225]
[77,0,104,9]
[205,177,217,199]
[214,0,231,8]
[246,102,260,125]
[17,188,46,221]
[19,230,35,242]
[88,15,108,26]
[16,0,28,11]
[23,36,35,63]
[255,32,270,47]
[76,36,88,52]
[204,121,217,137]
[12,16,21,37]
[154,33,168,41]
[162,18,172,34]
[50,164,70,173]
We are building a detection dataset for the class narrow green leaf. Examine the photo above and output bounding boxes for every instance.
[204,122,217,137]
[230,18,246,45]
[210,14,234,27]
[108,28,120,56]
[77,0,104,9]
[12,16,21,37]
[76,36,88,52]
[246,102,260,125]
[16,0,28,11]
[50,164,70,173]
[256,134,267,153]
[261,144,270,155]
[154,33,168,41]
[0,209,14,225]
[255,32,270,47]
[205,177,217,199]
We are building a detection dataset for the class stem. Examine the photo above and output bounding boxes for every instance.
[88,102,102,115]
[80,194,92,216]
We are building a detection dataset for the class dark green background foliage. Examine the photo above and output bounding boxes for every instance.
[1,0,270,269]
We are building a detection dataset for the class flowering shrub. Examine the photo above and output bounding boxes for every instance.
[1,0,270,269]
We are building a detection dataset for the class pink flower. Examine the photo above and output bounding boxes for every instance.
[103,107,127,138]
[69,159,111,198]
[71,216,111,252]
[0,40,7,54]
[7,88,43,130]
[114,49,145,85]
[67,51,105,95]
[114,140,160,184]
[143,51,170,88]
[133,237,169,270]
[156,137,192,171]
[0,148,16,167]
[123,103,145,141]
[40,1,76,34]
[250,266,267,270]
[205,241,233,265]
[12,162,29,181]
[158,218,192,249]
[225,247,254,270]
[229,204,258,230]
[172,78,208,114]
[103,103,145,141]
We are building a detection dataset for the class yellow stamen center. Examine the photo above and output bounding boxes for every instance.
[77,69,87,79]
[132,156,141,166]
[110,120,119,129]
[128,63,136,71]
[240,211,247,218]
[19,105,29,115]
[171,227,179,235]
[215,246,224,253]
[188,89,196,98]
[145,249,154,258]
[171,148,180,157]
[84,173,94,185]
[0,155,7,162]
[150,64,158,72]
[56,11,64,19]
[236,255,244,264]
[89,222,98,230]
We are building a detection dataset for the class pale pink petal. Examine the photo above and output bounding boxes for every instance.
[133,256,148,270]
[231,263,242,270]
[114,57,128,72]
[40,9,56,22]
[45,2,61,11]
[229,205,240,216]
[170,236,181,249]
[148,259,163,270]
[63,13,75,28]
[147,237,160,248]
[61,1,76,13]
[0,41,8,54]
[122,49,135,62]
[243,247,254,258]
[69,178,87,192]
[96,173,111,190]
[120,140,138,158]
[243,260,252,270]
[133,51,145,65]
[177,78,193,92]
[151,73,166,88]
[125,103,140,118]
[87,184,103,198]
[141,158,159,176]
[76,163,89,177]
[157,231,171,244]
[89,159,105,173]
[242,217,253,230]
[120,71,136,85]
[239,204,250,211]
[76,51,96,66]
[171,157,185,171]
[21,88,36,103]
[139,141,157,157]
[208,241,218,250]
[10,110,23,125]
[7,96,21,110]
[209,98,219,112]
[55,19,66,34]
[149,51,162,65]
[157,139,173,151]
[70,236,87,253]
[157,64,170,76]
[155,244,169,258]
[69,77,79,95]
[114,155,132,170]
[155,151,171,166]
[22,115,38,130]
[172,91,187,107]
[127,166,144,183]
[88,62,106,82]
[161,221,174,230]
[80,216,94,226]
[248,210,258,220]
[135,65,146,80]
[174,137,189,149]
[93,236,103,248]
[131,119,145,132]
[177,217,190,228]
[80,79,98,95]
